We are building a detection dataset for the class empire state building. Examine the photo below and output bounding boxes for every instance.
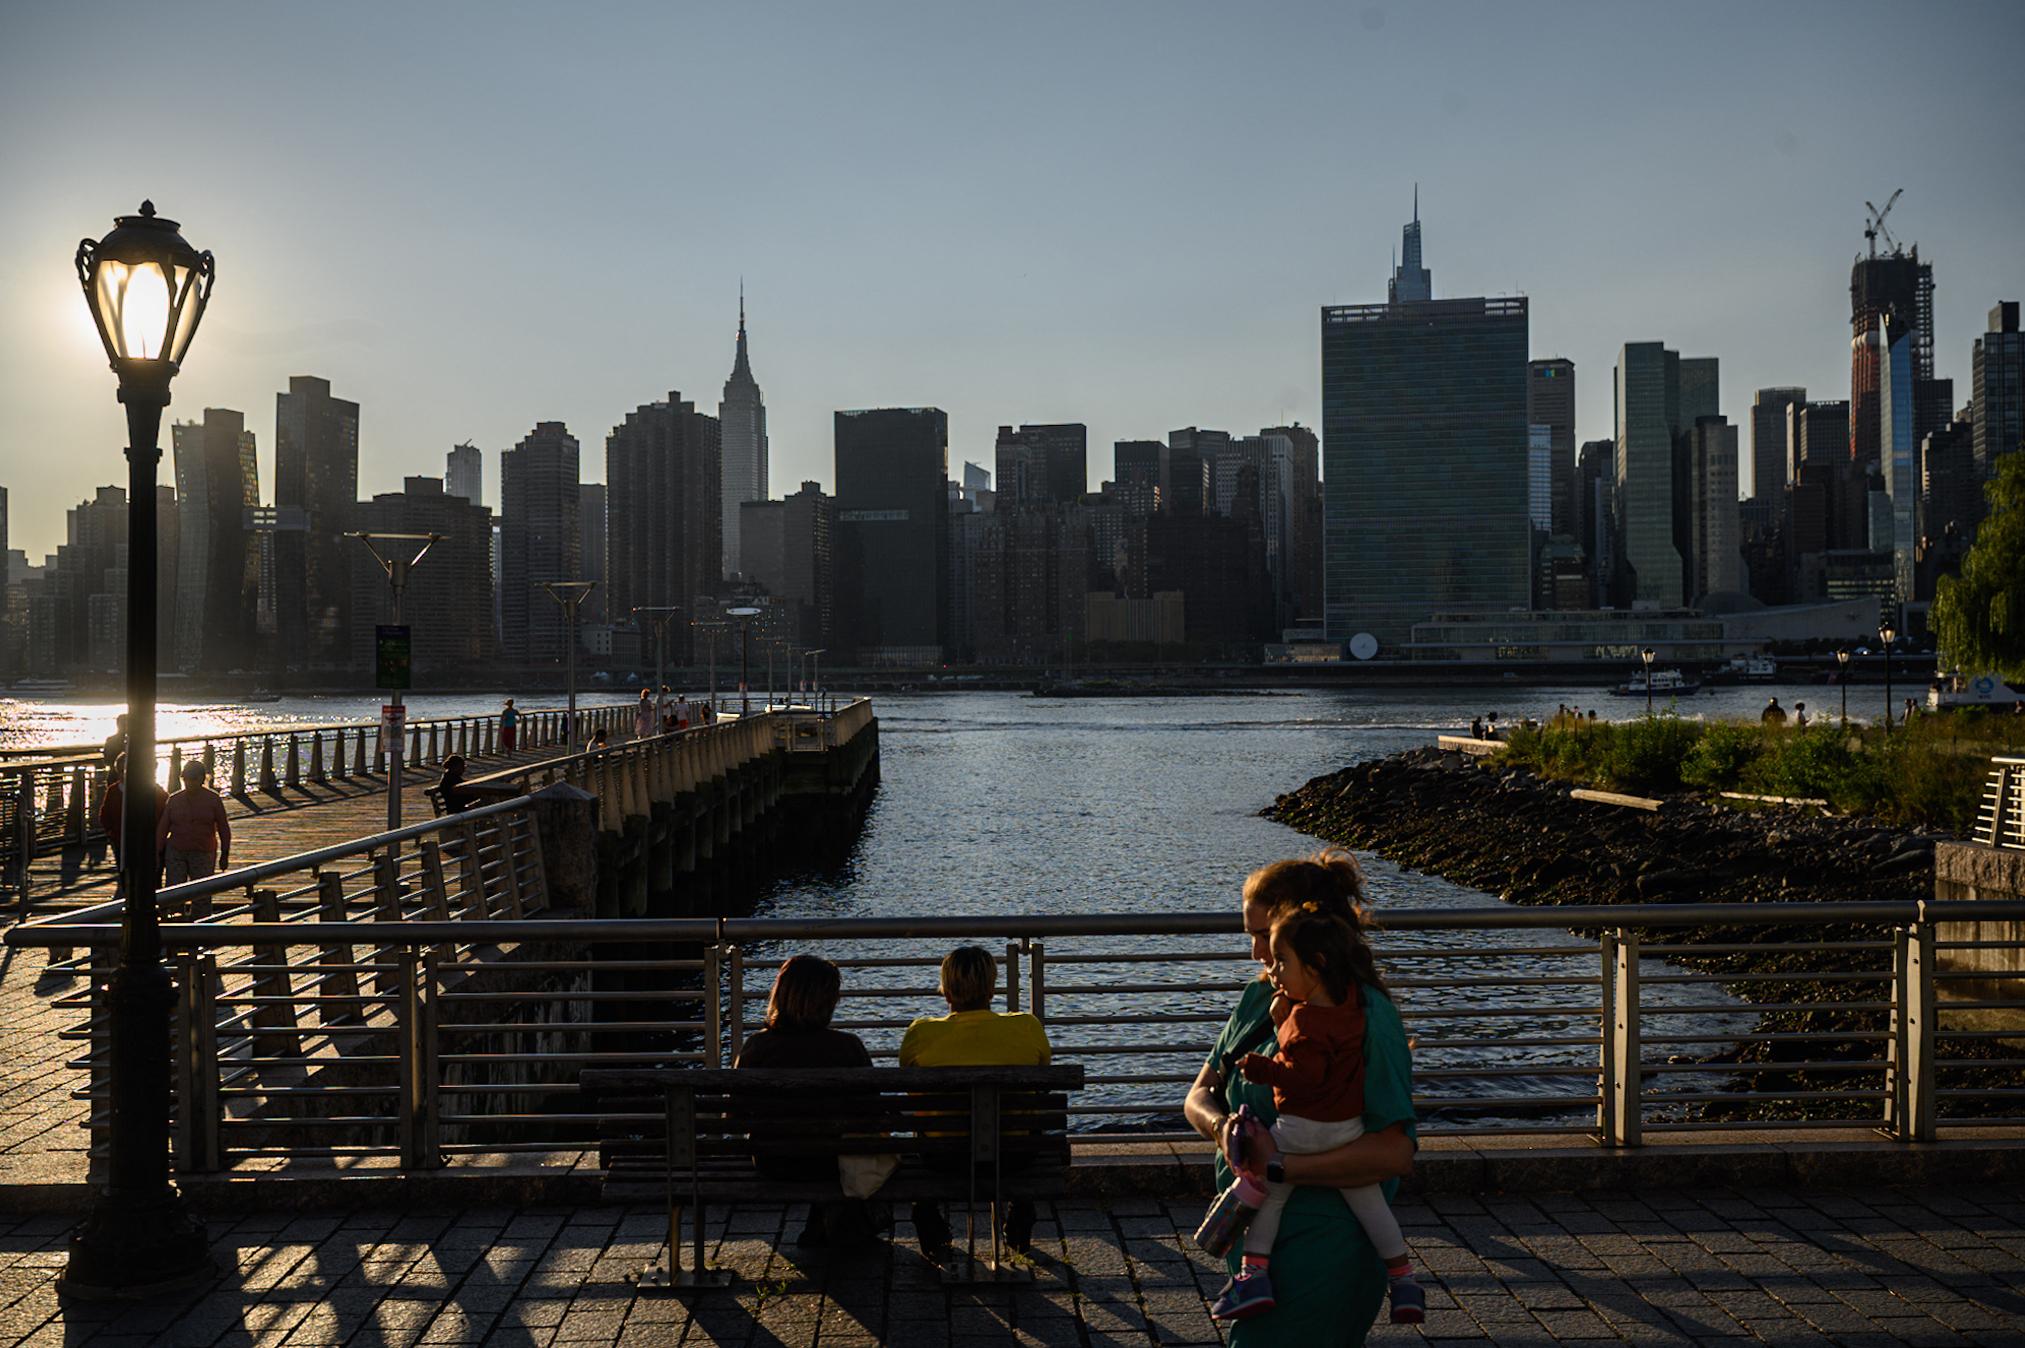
[719,290,769,577]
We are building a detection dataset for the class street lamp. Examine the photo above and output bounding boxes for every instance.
[349,532,439,833]
[1640,647,1656,718]
[541,581,597,751]
[1879,620,1898,732]
[68,201,215,1294]
[804,648,827,713]
[691,620,727,715]
[632,606,681,734]
[1836,649,1851,728]
[727,607,762,717]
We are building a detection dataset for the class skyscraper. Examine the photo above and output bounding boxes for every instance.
[274,375,359,671]
[1850,247,1935,472]
[1973,301,2023,478]
[579,483,607,625]
[499,422,582,666]
[1323,246,1529,647]
[739,480,832,648]
[1113,440,1167,516]
[446,441,482,505]
[719,292,768,579]
[834,408,948,664]
[1749,388,1806,503]
[1879,318,1919,601]
[1613,343,1685,607]
[1689,416,1743,599]
[1262,424,1322,624]
[1527,359,1576,536]
[1165,428,1225,517]
[994,424,1087,506]
[1387,188,1432,304]
[171,408,261,673]
[605,394,721,662]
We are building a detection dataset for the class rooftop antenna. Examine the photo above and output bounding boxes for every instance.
[1864,188,1903,259]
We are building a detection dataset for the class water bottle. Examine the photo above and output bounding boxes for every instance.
[1193,1171,1267,1257]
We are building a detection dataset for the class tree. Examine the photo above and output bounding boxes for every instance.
[1932,450,2025,681]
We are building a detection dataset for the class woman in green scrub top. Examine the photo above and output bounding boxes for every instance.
[1183,852,1417,1346]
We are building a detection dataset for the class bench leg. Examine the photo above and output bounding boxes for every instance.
[634,1094,735,1293]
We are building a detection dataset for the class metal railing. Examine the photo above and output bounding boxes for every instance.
[11,885,2022,1178]
[0,701,638,906]
[1978,757,2025,850]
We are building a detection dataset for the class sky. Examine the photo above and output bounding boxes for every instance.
[2,0,2023,561]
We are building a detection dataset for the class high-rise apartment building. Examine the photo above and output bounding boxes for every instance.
[274,375,359,671]
[1527,359,1576,535]
[1113,441,1166,516]
[739,480,832,649]
[499,422,582,666]
[606,394,721,663]
[579,483,607,625]
[1323,258,1529,647]
[1576,439,1613,607]
[446,441,482,504]
[348,477,496,677]
[1689,416,1743,599]
[1973,301,2023,478]
[834,408,948,665]
[719,294,768,579]
[1749,388,1806,503]
[970,503,1091,665]
[1791,400,1851,482]
[994,424,1087,506]
[171,408,261,673]
[1921,420,1978,541]
[1262,423,1323,624]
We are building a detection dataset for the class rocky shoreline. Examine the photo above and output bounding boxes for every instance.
[1263,745,2011,1122]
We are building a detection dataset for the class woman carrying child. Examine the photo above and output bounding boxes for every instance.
[1182,851,1418,1346]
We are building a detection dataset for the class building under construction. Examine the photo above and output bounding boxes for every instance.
[1849,193,1951,474]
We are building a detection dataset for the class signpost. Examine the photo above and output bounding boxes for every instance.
[375,624,411,691]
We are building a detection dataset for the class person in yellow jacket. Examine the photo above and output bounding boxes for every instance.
[899,945,1050,1256]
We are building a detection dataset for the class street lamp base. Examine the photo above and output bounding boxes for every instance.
[58,1189,213,1300]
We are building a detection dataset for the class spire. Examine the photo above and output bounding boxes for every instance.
[729,281,753,383]
[1388,189,1432,305]
[1413,182,1418,223]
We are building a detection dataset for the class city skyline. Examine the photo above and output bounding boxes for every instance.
[4,1,2025,562]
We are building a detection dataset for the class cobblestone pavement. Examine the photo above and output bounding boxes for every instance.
[0,1184,2019,1346]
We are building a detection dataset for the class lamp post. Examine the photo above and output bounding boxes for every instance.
[805,648,827,714]
[349,532,439,833]
[727,607,761,717]
[1836,649,1851,728]
[1640,647,1656,718]
[541,581,597,751]
[1879,620,1898,732]
[68,201,215,1294]
[692,620,727,716]
[632,606,681,732]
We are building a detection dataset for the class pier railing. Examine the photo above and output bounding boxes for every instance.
[1978,756,2025,850]
[11,886,2023,1177]
[0,700,637,905]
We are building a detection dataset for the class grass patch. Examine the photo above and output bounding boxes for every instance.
[1496,708,2025,833]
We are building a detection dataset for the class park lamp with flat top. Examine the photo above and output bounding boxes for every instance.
[542,581,598,751]
[66,201,217,1296]
[349,532,441,833]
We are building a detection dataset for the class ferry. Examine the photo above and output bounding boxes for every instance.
[1716,654,1778,684]
[1928,672,2023,711]
[1612,668,1701,698]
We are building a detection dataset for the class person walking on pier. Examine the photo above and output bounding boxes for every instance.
[95,753,166,879]
[1793,702,1809,729]
[100,713,129,774]
[635,688,655,740]
[1761,697,1788,726]
[499,698,519,752]
[675,694,691,731]
[158,760,231,885]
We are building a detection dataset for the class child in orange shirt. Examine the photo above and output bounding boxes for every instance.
[1212,909,1423,1324]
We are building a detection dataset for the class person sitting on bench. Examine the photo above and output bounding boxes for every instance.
[899,945,1051,1256]
[733,954,878,1246]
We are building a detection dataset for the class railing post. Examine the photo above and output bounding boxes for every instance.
[372,850,406,995]
[173,950,221,1174]
[1005,941,1021,1013]
[11,776,32,912]
[86,944,114,1184]
[166,744,184,795]
[353,728,368,777]
[285,734,302,790]
[417,838,452,921]
[332,728,348,780]
[309,730,326,785]
[1030,940,1046,1022]
[705,944,723,1067]
[727,944,744,1064]
[259,736,278,793]
[1890,921,1938,1142]
[1603,928,1641,1147]
[248,888,302,1064]
[232,740,247,796]
[397,948,443,1171]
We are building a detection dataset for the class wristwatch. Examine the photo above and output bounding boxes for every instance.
[1265,1157,1285,1184]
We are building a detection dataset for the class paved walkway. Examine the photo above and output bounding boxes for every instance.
[0,1184,2019,1346]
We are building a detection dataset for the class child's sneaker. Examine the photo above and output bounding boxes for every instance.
[1388,1276,1426,1325]
[1210,1269,1276,1320]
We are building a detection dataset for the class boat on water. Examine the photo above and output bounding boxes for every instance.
[1612,668,1701,698]
[1928,672,2023,710]
[8,678,75,694]
[1712,654,1778,684]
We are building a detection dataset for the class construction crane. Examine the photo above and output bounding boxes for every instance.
[1864,189,1903,258]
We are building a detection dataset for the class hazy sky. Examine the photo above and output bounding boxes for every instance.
[3,1,2022,560]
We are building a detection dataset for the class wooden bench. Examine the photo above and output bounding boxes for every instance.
[423,781,523,817]
[581,1064,1085,1289]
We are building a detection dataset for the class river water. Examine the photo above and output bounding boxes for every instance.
[3,683,1776,1129]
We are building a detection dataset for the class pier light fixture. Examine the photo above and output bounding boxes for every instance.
[349,532,441,833]
[632,607,683,732]
[727,607,763,717]
[1640,647,1656,717]
[1836,649,1851,727]
[541,581,598,751]
[1878,621,1897,731]
[64,202,217,1295]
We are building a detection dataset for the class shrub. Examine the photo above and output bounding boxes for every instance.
[1679,722,1766,791]
[1600,715,1704,793]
